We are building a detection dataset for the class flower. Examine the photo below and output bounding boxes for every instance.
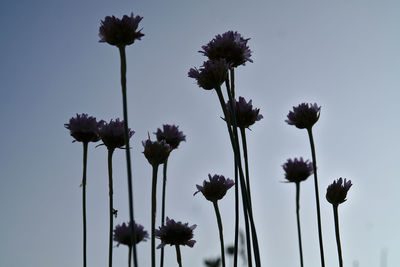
[286,103,321,129]
[99,13,144,47]
[65,113,101,143]
[142,138,171,166]
[226,96,263,129]
[155,217,196,248]
[204,258,221,267]
[98,119,134,150]
[326,178,352,206]
[200,31,253,67]
[188,59,229,90]
[194,174,234,202]
[154,124,186,150]
[282,158,313,183]
[114,221,149,247]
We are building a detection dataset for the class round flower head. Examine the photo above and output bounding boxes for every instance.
[286,103,321,129]
[194,174,235,202]
[98,118,134,150]
[99,13,144,47]
[282,158,313,183]
[64,113,101,143]
[154,124,186,150]
[326,178,352,206]
[226,96,263,129]
[113,221,149,247]
[200,31,253,68]
[155,217,196,248]
[188,59,229,90]
[142,138,171,166]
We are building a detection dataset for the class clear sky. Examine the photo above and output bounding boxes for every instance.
[1,0,399,266]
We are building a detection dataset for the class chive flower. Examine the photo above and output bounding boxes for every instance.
[286,103,321,130]
[155,217,197,248]
[64,113,101,143]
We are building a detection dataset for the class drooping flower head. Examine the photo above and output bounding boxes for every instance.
[226,96,263,129]
[188,59,229,90]
[194,174,235,202]
[155,217,196,248]
[326,178,353,206]
[142,137,171,166]
[200,31,253,68]
[98,118,134,150]
[113,221,149,247]
[99,13,144,47]
[286,103,321,130]
[204,258,221,267]
[282,157,313,183]
[65,113,101,143]
[154,124,186,150]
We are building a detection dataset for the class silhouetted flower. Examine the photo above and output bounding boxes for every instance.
[114,221,149,247]
[200,31,252,67]
[194,174,234,202]
[326,178,352,206]
[65,113,101,143]
[99,119,134,150]
[154,124,186,150]
[155,217,196,248]
[142,138,171,166]
[282,158,313,183]
[226,96,263,129]
[188,59,229,90]
[204,258,221,267]
[286,103,321,129]
[99,13,144,47]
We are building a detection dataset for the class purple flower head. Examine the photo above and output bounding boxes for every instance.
[64,113,101,143]
[154,124,186,150]
[200,31,253,68]
[282,157,313,183]
[286,103,321,130]
[188,59,229,90]
[155,217,196,248]
[194,174,235,202]
[226,96,263,129]
[99,13,144,47]
[98,118,134,150]
[113,221,149,247]
[326,178,352,206]
[142,137,171,166]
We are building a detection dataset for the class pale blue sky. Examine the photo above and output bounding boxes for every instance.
[1,0,399,266]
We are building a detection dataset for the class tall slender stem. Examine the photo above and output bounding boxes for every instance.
[160,159,168,267]
[230,68,235,99]
[151,164,159,267]
[82,142,88,267]
[307,128,325,267]
[118,46,138,267]
[333,205,343,267]
[128,246,132,267]
[175,245,183,267]
[107,149,115,267]
[233,160,239,267]
[295,182,304,267]
[213,202,226,267]
[240,127,252,208]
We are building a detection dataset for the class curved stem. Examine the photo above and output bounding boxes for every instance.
[295,182,304,267]
[108,149,115,267]
[240,127,252,208]
[151,164,159,267]
[118,46,138,267]
[333,205,343,267]
[160,159,168,267]
[175,245,183,267]
[82,142,88,267]
[213,202,226,267]
[307,128,325,267]
[128,246,132,267]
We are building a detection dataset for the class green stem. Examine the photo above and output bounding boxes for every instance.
[175,245,183,267]
[151,164,159,267]
[213,202,226,267]
[230,68,235,99]
[128,246,132,267]
[118,46,138,267]
[108,149,115,267]
[240,127,252,208]
[295,182,304,267]
[160,159,168,267]
[307,128,325,267]
[81,142,88,267]
[233,161,239,267]
[333,205,343,267]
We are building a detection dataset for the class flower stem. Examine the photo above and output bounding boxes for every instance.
[151,164,159,267]
[108,148,115,267]
[333,205,343,267]
[160,159,168,267]
[240,127,252,208]
[307,128,325,267]
[175,245,183,267]
[295,182,304,267]
[82,142,88,267]
[230,68,235,99]
[128,246,132,267]
[118,46,138,267]
[233,161,239,267]
[213,201,226,267]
